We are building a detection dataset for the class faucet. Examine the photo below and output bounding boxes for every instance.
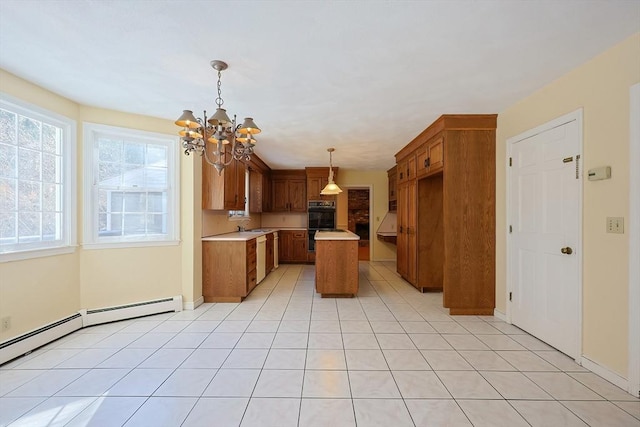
[237,225,246,232]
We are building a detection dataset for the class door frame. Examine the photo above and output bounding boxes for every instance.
[629,83,640,397]
[505,108,584,362]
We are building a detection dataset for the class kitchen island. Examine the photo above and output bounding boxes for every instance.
[314,230,360,297]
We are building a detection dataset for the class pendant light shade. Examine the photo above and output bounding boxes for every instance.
[320,148,342,195]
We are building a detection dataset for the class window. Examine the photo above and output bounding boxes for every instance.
[83,123,179,248]
[0,94,76,260]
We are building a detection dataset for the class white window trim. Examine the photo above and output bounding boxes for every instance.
[82,123,180,249]
[0,92,77,263]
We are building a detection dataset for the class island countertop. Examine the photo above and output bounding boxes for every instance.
[314,230,360,241]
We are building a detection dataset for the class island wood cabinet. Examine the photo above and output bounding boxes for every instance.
[271,170,307,212]
[202,153,245,211]
[278,230,307,263]
[395,114,496,315]
[306,167,339,201]
[203,238,257,302]
[315,236,359,297]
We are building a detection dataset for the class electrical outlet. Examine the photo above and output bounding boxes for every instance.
[606,217,624,234]
[1,316,10,332]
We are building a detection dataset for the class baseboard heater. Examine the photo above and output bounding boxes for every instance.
[0,295,182,366]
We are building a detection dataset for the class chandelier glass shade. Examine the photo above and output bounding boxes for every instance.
[320,148,342,195]
[176,60,260,174]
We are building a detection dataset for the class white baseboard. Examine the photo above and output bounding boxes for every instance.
[581,355,629,392]
[183,296,204,311]
[1,295,183,366]
[0,313,83,365]
[83,295,182,327]
[493,309,507,322]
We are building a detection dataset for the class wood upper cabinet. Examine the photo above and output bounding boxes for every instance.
[306,167,339,201]
[397,153,416,184]
[271,170,307,212]
[278,230,307,263]
[417,136,444,178]
[249,169,263,213]
[387,166,397,202]
[202,153,245,211]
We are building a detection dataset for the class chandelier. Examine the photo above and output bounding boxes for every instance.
[175,60,260,174]
[320,148,343,195]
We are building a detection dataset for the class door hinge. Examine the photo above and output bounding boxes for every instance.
[509,157,512,167]
[509,225,512,234]
[509,292,512,302]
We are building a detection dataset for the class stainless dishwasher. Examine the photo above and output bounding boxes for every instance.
[256,235,267,283]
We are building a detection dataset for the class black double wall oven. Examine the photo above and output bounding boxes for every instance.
[307,200,336,252]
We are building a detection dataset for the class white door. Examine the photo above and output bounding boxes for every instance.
[509,112,582,359]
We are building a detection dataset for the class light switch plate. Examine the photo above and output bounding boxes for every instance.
[606,217,624,234]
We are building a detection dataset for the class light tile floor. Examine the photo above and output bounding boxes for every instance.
[1,262,639,426]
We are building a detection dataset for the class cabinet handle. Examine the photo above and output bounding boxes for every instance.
[399,172,403,179]
[426,157,431,167]
[399,225,403,233]
[407,168,410,177]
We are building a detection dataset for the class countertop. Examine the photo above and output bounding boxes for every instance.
[314,230,360,241]
[202,229,278,242]
[376,231,397,237]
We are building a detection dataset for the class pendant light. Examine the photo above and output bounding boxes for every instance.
[320,148,342,195]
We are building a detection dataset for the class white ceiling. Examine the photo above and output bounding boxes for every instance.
[0,1,638,170]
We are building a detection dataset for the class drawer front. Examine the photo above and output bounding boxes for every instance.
[246,239,257,257]
[292,231,306,239]
[247,268,257,292]
[247,252,257,272]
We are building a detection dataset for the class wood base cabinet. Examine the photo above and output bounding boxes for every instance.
[278,230,308,263]
[395,114,496,315]
[203,239,257,302]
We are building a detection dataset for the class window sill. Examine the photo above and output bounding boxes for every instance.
[82,240,181,250]
[0,245,77,263]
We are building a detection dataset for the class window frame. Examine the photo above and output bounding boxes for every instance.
[83,122,180,249]
[0,93,77,262]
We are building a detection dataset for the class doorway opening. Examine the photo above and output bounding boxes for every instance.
[348,189,370,260]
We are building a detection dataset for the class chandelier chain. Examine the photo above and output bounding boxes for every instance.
[215,69,224,108]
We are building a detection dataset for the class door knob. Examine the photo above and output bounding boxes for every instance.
[561,247,573,255]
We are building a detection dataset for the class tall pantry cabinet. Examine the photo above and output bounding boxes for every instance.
[395,114,497,315]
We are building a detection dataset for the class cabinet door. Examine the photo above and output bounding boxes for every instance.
[407,155,417,181]
[223,157,238,209]
[428,137,444,173]
[416,146,428,179]
[272,179,289,211]
[278,231,292,261]
[397,182,408,278]
[266,233,274,272]
[307,176,322,201]
[291,231,308,261]
[406,180,417,285]
[249,170,263,213]
[262,172,272,212]
[234,161,246,211]
[288,180,307,212]
[397,160,407,183]
[388,169,397,202]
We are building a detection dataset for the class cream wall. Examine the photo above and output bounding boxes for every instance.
[496,33,640,377]
[0,70,81,342]
[336,169,396,261]
[0,70,202,340]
